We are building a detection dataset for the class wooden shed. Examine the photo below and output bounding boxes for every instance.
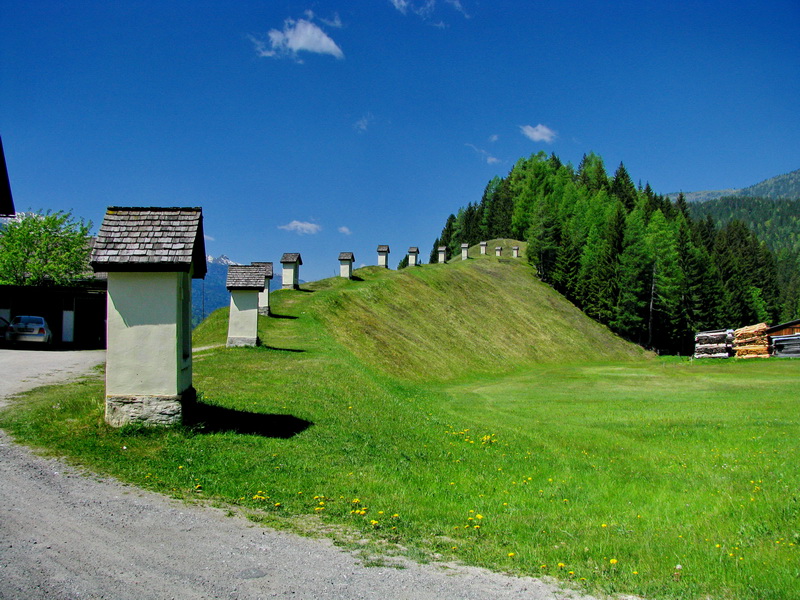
[766,319,800,338]
[90,206,206,427]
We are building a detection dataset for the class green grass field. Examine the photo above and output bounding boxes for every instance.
[1,250,797,599]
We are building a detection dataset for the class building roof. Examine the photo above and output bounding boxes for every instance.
[766,319,800,334]
[280,253,302,265]
[438,246,447,251]
[461,243,469,248]
[226,265,266,290]
[480,241,488,245]
[377,245,390,252]
[408,247,419,253]
[339,252,355,261]
[251,261,273,279]
[0,135,15,217]
[90,207,206,278]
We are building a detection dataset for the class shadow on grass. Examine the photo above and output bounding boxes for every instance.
[186,401,312,438]
[268,313,298,320]
[262,345,306,353]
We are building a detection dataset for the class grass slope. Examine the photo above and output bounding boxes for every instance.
[2,248,798,600]
[196,243,648,381]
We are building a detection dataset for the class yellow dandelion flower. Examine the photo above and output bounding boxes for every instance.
[508,552,516,557]
[610,559,618,565]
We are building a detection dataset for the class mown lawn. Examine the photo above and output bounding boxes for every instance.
[1,262,797,600]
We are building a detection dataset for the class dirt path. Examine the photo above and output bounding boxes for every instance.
[0,350,607,600]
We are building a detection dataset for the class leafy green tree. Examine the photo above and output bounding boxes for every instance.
[0,210,92,285]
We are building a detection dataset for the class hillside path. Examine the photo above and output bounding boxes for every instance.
[0,349,613,600]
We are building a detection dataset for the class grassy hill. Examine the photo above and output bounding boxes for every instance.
[3,242,798,600]
[194,241,648,381]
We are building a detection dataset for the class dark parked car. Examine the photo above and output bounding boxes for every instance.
[5,315,53,345]
[0,316,10,342]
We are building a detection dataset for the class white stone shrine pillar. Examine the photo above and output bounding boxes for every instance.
[461,243,469,260]
[512,246,520,258]
[377,245,390,268]
[408,247,419,267]
[281,253,302,289]
[339,252,355,278]
[251,262,273,316]
[438,246,447,263]
[227,265,266,347]
[90,207,206,427]
[480,241,488,255]
[495,246,502,257]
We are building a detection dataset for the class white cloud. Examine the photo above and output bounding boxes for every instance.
[204,233,215,241]
[251,18,344,61]
[354,112,374,132]
[390,0,464,20]
[466,143,500,165]
[520,124,557,143]
[338,226,352,235]
[488,134,499,143]
[390,0,410,14]
[278,220,322,235]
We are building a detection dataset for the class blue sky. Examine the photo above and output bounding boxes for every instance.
[2,1,799,282]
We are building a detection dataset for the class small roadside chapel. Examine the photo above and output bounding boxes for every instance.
[377,245,390,268]
[281,253,302,289]
[339,252,355,279]
[251,261,273,315]
[226,264,265,348]
[90,207,206,427]
[407,247,419,266]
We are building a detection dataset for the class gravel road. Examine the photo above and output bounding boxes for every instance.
[0,349,609,600]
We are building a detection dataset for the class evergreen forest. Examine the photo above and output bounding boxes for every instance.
[429,152,800,355]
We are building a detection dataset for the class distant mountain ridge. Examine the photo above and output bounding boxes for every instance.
[668,168,800,203]
[192,255,236,326]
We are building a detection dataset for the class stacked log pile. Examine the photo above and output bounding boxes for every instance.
[771,334,800,358]
[693,329,733,359]
[733,323,770,358]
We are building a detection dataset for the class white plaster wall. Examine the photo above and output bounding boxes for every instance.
[258,281,270,312]
[438,250,446,263]
[106,272,181,397]
[282,264,298,289]
[408,253,417,266]
[461,247,468,260]
[480,244,487,255]
[228,290,259,341]
[339,261,352,278]
[377,252,388,268]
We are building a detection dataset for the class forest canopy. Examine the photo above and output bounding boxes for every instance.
[430,152,799,354]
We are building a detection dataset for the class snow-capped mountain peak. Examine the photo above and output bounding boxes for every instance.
[207,254,240,266]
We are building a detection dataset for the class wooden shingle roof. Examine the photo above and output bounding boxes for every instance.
[280,253,302,265]
[251,261,274,279]
[90,207,206,278]
[377,245,390,253]
[226,265,266,290]
[339,252,355,261]
[408,247,419,253]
